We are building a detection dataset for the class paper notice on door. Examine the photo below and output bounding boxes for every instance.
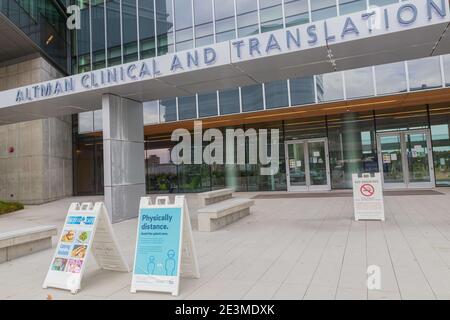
[313,151,320,157]
[383,154,391,164]
[412,150,418,158]
[296,161,302,167]
[390,153,397,161]
[440,158,446,166]
[289,160,295,168]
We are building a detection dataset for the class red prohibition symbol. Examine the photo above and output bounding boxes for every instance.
[360,184,375,197]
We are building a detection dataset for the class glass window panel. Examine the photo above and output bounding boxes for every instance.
[339,0,367,15]
[260,0,283,32]
[316,73,344,102]
[91,1,106,70]
[219,88,240,115]
[236,0,259,37]
[198,92,218,117]
[375,61,407,95]
[78,111,93,133]
[429,104,450,186]
[107,0,122,66]
[241,84,264,112]
[442,54,450,87]
[122,0,138,63]
[175,0,193,51]
[265,80,289,109]
[311,0,337,21]
[214,0,236,42]
[369,0,397,7]
[178,96,197,120]
[77,5,91,72]
[93,109,103,131]
[284,0,309,27]
[290,76,315,105]
[160,98,177,122]
[143,101,160,124]
[345,67,374,99]
[328,112,378,189]
[408,56,442,91]
[155,0,174,55]
[139,0,156,58]
[194,0,214,46]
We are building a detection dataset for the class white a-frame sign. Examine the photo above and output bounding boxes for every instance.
[131,195,200,296]
[43,202,129,294]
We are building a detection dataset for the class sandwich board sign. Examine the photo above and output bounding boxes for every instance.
[352,173,385,221]
[131,195,200,296]
[43,202,129,294]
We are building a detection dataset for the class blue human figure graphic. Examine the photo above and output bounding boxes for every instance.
[165,250,176,276]
[147,256,156,275]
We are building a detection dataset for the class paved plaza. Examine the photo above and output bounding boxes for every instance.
[1,189,450,300]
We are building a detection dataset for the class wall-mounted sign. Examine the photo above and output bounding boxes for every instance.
[3,0,448,109]
[352,173,385,221]
[131,196,199,296]
[42,202,129,294]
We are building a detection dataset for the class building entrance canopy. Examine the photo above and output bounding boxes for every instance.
[0,0,449,124]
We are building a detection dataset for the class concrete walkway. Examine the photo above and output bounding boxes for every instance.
[1,189,450,300]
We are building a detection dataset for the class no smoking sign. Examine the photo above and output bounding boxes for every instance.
[360,184,375,197]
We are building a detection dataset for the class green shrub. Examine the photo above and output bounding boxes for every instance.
[0,201,24,215]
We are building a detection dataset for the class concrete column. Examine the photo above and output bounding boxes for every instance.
[102,94,146,223]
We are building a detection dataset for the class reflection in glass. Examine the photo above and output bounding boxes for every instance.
[328,112,378,188]
[311,0,337,22]
[93,110,103,131]
[122,0,138,63]
[178,96,197,120]
[430,104,450,186]
[198,92,218,118]
[77,5,91,72]
[375,105,429,132]
[241,84,264,112]
[236,0,259,37]
[345,67,374,99]
[375,62,407,95]
[160,98,177,122]
[214,0,236,42]
[219,89,240,115]
[265,80,289,109]
[194,0,214,46]
[284,0,309,27]
[284,117,327,141]
[174,0,193,51]
[443,55,450,87]
[259,0,283,32]
[308,141,328,186]
[405,132,431,183]
[379,134,404,184]
[106,0,122,66]
[369,0,397,7]
[316,73,344,102]
[143,101,159,124]
[290,76,315,106]
[139,0,156,59]
[91,1,106,70]
[156,0,174,55]
[339,0,366,15]
[408,56,442,91]
[78,112,93,133]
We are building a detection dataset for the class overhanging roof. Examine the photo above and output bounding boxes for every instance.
[0,0,450,125]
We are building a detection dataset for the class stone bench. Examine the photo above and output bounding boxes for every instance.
[198,188,234,206]
[197,195,254,232]
[0,226,57,263]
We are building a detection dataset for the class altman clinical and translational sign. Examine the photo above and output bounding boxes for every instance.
[4,0,449,108]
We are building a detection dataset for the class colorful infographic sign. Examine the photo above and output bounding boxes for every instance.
[43,202,129,294]
[131,196,199,296]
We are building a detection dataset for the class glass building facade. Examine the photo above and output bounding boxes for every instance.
[67,0,450,194]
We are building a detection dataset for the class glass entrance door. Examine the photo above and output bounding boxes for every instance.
[377,130,434,189]
[285,138,331,191]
